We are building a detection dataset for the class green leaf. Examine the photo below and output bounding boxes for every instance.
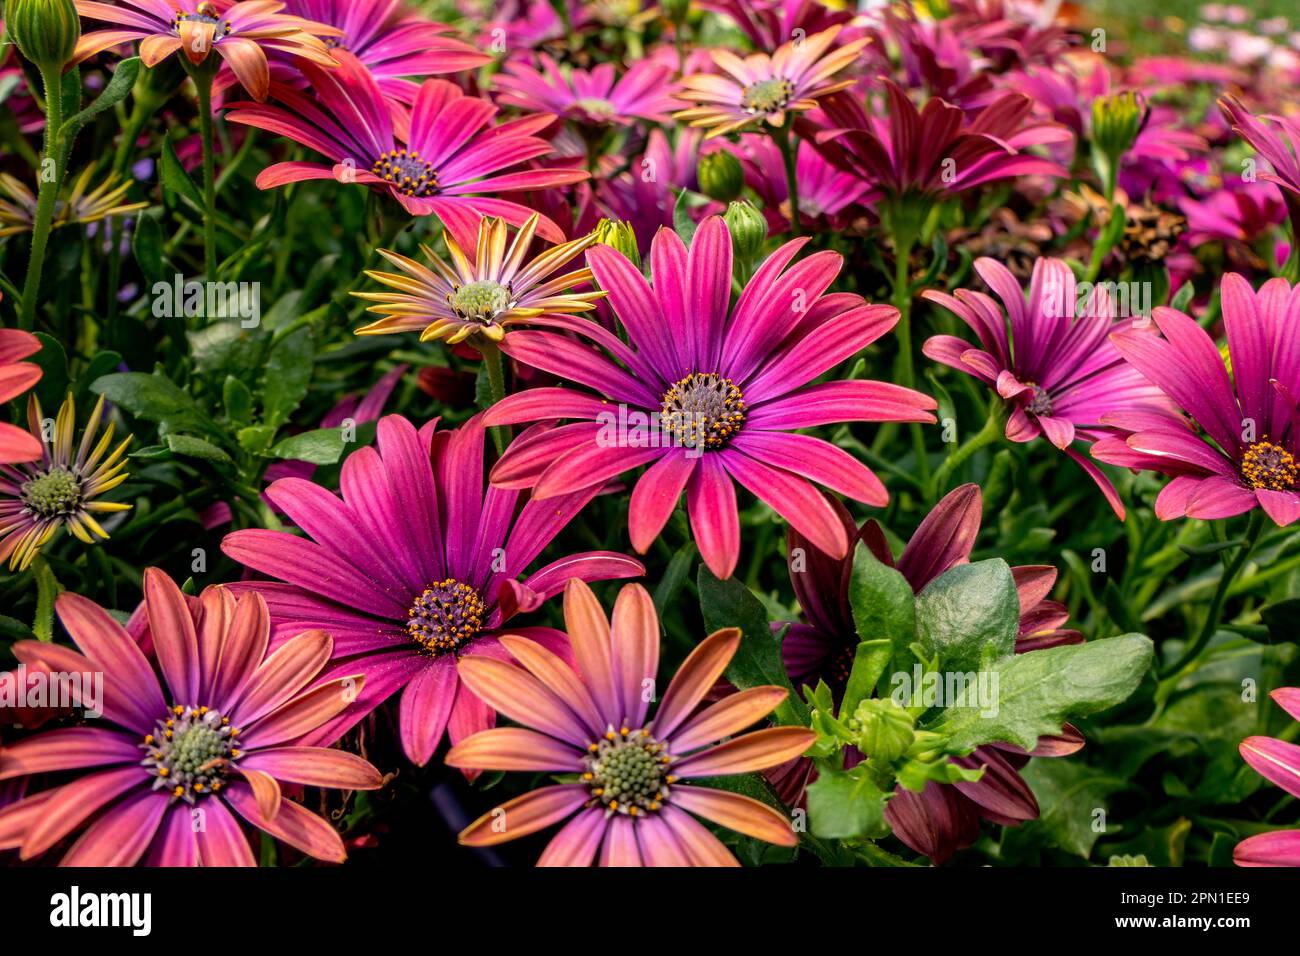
[237,425,276,455]
[161,131,204,209]
[33,560,62,643]
[60,57,141,137]
[91,370,217,437]
[133,212,166,287]
[846,540,916,683]
[165,433,234,467]
[267,427,345,465]
[806,765,889,840]
[926,633,1153,753]
[652,541,695,623]
[31,332,69,410]
[223,375,254,426]
[1012,759,1128,859]
[698,565,807,724]
[841,639,893,722]
[262,326,314,428]
[915,558,1019,674]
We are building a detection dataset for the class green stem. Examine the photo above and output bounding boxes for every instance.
[18,65,66,331]
[772,124,801,237]
[481,341,509,455]
[890,234,929,486]
[929,401,1006,500]
[1161,510,1266,678]
[194,72,218,279]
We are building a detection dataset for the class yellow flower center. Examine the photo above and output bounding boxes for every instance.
[741,78,794,114]
[1241,440,1298,491]
[661,373,746,449]
[407,579,486,656]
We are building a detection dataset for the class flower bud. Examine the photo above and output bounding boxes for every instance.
[850,698,915,764]
[724,200,766,264]
[4,0,81,73]
[592,218,640,267]
[698,149,744,203]
[1091,92,1145,166]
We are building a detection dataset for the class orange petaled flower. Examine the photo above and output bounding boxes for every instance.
[72,0,340,101]
[353,213,606,348]
[447,580,815,866]
[674,26,866,138]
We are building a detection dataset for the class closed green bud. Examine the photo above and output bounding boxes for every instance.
[850,698,916,764]
[592,218,640,267]
[5,0,81,73]
[724,200,766,264]
[1091,91,1144,165]
[698,149,744,203]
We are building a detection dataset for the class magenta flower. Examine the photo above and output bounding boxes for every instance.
[0,569,381,865]
[1219,95,1300,239]
[1235,688,1300,866]
[482,216,937,580]
[771,484,1083,864]
[73,0,341,102]
[224,51,587,246]
[494,54,681,127]
[0,328,42,465]
[221,414,644,766]
[447,579,816,866]
[815,80,1069,206]
[282,0,489,101]
[922,256,1174,518]
[1093,274,1300,525]
[698,0,850,51]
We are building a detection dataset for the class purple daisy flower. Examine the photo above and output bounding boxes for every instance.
[494,54,682,127]
[221,413,644,766]
[284,0,490,101]
[1235,688,1300,866]
[769,484,1084,864]
[0,569,381,865]
[447,579,816,866]
[224,51,587,247]
[922,256,1174,518]
[481,216,938,580]
[1220,94,1300,250]
[1093,274,1300,526]
[814,79,1069,207]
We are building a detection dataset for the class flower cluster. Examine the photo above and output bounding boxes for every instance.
[1,0,1299,877]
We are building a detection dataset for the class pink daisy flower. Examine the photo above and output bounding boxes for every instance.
[0,327,42,465]
[448,579,816,866]
[494,54,681,127]
[224,51,587,247]
[1093,274,1300,526]
[72,0,341,102]
[1235,687,1300,866]
[675,26,868,138]
[922,256,1175,518]
[0,570,381,865]
[482,216,937,579]
[221,413,644,766]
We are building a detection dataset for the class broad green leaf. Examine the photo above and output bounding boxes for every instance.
[915,558,1019,674]
[223,375,254,426]
[926,633,1153,753]
[262,326,314,428]
[165,433,234,467]
[806,766,889,840]
[92,370,217,437]
[31,332,69,410]
[133,212,166,287]
[698,566,807,723]
[846,541,916,682]
[267,427,345,465]
[1011,759,1128,859]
